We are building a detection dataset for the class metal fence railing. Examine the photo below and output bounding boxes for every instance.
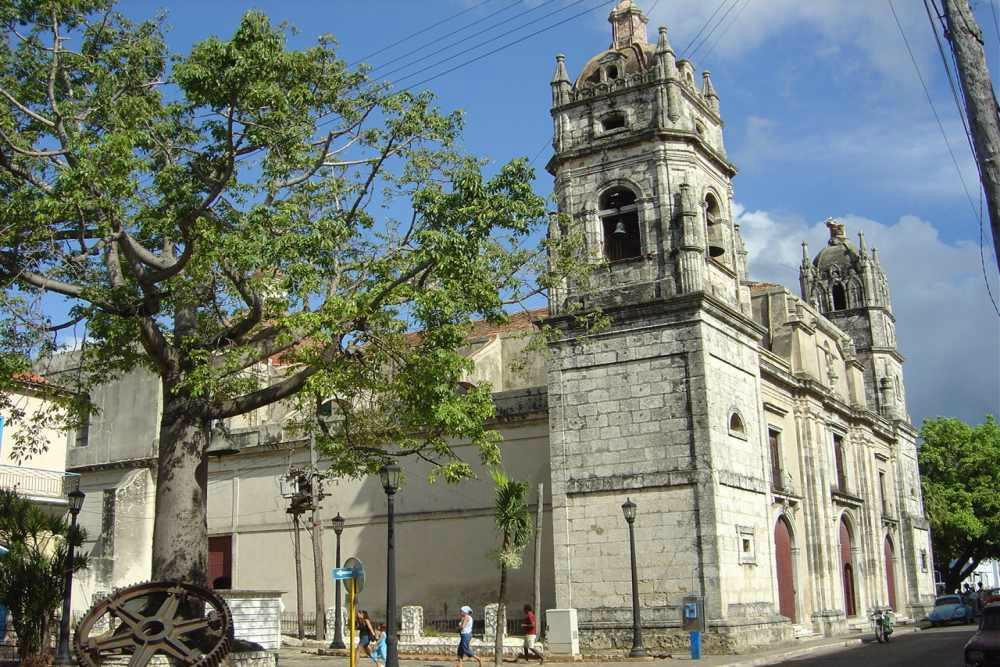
[280,613,526,639]
[424,617,525,637]
[0,464,80,499]
[280,612,317,638]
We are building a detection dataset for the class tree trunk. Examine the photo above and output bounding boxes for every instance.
[495,564,507,667]
[151,389,210,586]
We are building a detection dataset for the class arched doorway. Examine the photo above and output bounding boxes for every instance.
[840,517,857,616]
[884,536,897,611]
[774,517,796,621]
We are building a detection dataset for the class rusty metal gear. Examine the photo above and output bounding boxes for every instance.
[73,580,233,666]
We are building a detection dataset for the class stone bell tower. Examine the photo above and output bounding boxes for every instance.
[544,0,787,650]
[800,219,908,422]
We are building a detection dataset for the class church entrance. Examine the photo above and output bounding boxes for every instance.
[884,536,897,611]
[840,518,857,617]
[774,517,796,622]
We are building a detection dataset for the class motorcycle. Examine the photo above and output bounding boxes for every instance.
[870,607,895,643]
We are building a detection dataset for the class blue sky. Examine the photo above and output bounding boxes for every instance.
[97,0,1000,427]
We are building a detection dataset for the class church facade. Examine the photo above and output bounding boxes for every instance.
[43,0,935,654]
[540,0,933,650]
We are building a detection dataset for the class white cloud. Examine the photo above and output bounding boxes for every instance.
[644,0,936,83]
[735,203,1000,427]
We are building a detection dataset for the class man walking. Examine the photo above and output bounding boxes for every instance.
[520,604,544,663]
[455,605,482,667]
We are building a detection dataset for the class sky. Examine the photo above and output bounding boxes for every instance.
[90,0,1000,428]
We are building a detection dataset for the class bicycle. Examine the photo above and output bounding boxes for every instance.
[870,607,895,643]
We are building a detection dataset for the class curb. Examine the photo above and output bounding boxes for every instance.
[716,638,863,667]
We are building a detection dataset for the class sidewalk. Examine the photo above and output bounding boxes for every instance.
[277,627,918,667]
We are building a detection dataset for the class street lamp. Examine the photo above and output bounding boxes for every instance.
[330,513,347,649]
[621,497,646,658]
[54,488,85,666]
[379,464,401,667]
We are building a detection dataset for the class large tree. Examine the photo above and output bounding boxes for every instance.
[919,415,1000,592]
[0,0,582,586]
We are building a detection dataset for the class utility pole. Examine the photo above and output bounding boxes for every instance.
[533,483,543,637]
[310,433,327,642]
[942,0,1000,273]
[289,500,306,640]
[281,469,312,640]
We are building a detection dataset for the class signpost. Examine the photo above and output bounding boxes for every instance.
[333,557,365,667]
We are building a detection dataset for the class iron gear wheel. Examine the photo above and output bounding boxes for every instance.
[73,580,233,666]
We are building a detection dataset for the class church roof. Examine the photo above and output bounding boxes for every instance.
[575,42,656,89]
[813,218,861,271]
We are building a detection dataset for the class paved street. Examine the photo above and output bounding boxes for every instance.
[771,626,975,666]
[276,626,978,667]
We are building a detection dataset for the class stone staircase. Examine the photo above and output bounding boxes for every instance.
[792,623,822,640]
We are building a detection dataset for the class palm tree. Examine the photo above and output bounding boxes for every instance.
[490,469,532,667]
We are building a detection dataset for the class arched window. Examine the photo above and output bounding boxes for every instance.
[601,112,626,132]
[705,193,725,258]
[728,410,746,437]
[606,65,619,80]
[832,283,847,310]
[600,187,641,261]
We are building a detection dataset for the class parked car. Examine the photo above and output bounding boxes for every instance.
[985,589,1000,606]
[928,594,976,626]
[964,603,1000,667]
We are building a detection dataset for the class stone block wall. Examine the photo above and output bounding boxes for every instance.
[219,590,282,651]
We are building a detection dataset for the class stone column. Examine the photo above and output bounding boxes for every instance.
[401,606,423,643]
[484,603,505,644]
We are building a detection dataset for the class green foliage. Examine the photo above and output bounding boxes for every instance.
[0,489,88,661]
[919,415,1000,589]
[490,469,532,570]
[0,1,591,486]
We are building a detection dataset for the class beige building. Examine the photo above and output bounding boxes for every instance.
[0,375,79,513]
[51,0,934,653]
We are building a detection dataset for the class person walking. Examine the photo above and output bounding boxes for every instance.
[357,610,376,658]
[520,604,544,663]
[454,605,482,667]
[370,623,388,667]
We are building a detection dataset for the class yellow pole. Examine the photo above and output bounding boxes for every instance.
[350,578,357,667]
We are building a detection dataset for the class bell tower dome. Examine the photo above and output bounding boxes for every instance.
[800,219,908,421]
[546,0,751,315]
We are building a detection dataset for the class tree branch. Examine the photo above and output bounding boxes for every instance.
[208,344,343,418]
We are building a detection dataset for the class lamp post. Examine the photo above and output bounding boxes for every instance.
[379,464,402,667]
[54,488,85,666]
[621,497,646,658]
[330,512,346,649]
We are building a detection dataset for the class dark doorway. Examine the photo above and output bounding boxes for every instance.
[885,536,897,611]
[840,519,856,616]
[774,517,796,622]
[209,534,233,589]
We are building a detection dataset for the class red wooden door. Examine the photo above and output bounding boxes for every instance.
[208,535,232,589]
[885,536,897,611]
[839,520,856,616]
[774,518,796,622]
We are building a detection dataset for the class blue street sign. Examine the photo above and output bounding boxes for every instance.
[332,567,357,580]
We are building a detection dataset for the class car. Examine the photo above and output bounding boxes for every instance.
[985,589,1000,606]
[928,594,976,626]
[965,603,1000,667]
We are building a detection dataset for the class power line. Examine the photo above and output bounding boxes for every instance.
[367,0,526,77]
[889,0,1000,316]
[349,0,500,67]
[376,0,588,86]
[395,0,617,96]
[698,0,751,65]
[689,0,741,62]
[681,0,729,57]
